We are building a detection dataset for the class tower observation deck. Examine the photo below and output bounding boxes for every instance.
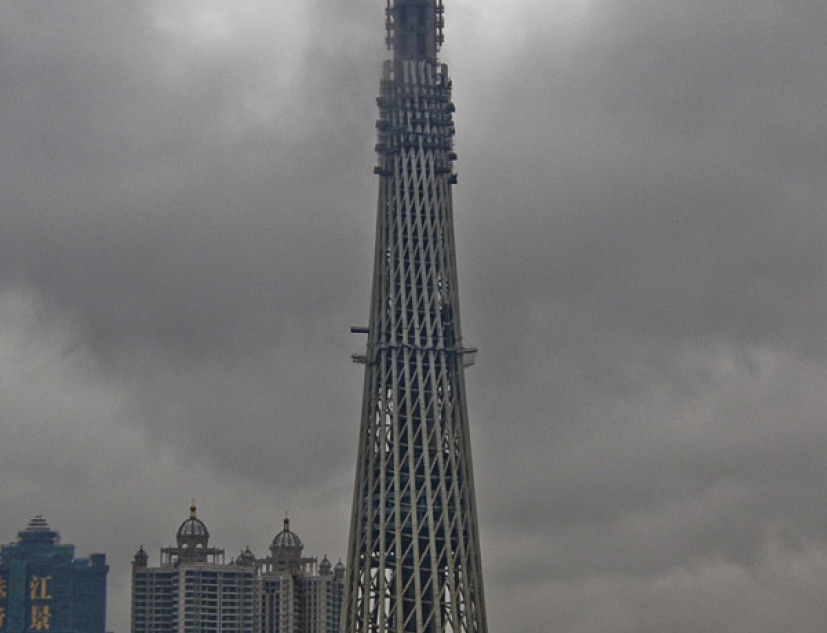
[342,2,488,633]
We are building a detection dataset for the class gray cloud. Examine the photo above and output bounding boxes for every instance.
[1,0,827,631]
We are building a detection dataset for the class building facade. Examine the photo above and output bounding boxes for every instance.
[342,2,489,633]
[0,516,108,633]
[256,519,344,633]
[131,509,343,633]
[132,506,256,633]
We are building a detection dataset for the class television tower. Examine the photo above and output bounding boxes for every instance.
[342,2,488,633]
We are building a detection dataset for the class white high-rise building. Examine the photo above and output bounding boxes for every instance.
[257,518,345,633]
[131,507,344,633]
[131,505,256,633]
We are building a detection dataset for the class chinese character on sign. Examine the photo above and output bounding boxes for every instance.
[0,578,6,599]
[30,606,51,631]
[29,576,51,601]
[0,606,6,628]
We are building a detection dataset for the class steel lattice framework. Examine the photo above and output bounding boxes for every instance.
[342,2,488,633]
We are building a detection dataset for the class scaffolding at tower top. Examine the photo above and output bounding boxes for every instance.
[385,0,445,60]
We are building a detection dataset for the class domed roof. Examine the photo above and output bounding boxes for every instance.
[335,559,346,572]
[235,546,257,567]
[178,504,208,538]
[133,546,148,568]
[271,516,303,550]
[177,504,209,547]
[320,555,332,574]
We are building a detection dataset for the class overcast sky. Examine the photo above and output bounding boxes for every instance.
[2,0,827,631]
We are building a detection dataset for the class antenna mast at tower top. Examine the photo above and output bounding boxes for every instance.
[385,0,445,61]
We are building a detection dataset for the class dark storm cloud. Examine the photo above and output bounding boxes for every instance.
[0,0,380,489]
[0,0,379,356]
[460,0,827,355]
[449,1,827,630]
[2,0,827,631]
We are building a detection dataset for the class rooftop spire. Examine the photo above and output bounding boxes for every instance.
[19,516,59,545]
[386,0,445,62]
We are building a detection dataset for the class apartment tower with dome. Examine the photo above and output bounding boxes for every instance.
[130,506,344,633]
[131,505,256,633]
[257,517,345,633]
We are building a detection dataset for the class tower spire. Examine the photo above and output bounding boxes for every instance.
[342,2,488,633]
[386,0,446,61]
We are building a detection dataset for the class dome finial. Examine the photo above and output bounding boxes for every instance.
[190,500,197,518]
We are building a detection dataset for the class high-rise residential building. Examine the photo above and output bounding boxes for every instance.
[257,518,344,633]
[131,509,343,633]
[131,506,256,633]
[342,2,489,633]
[0,516,108,633]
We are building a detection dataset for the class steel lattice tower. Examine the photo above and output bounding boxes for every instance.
[342,2,488,633]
